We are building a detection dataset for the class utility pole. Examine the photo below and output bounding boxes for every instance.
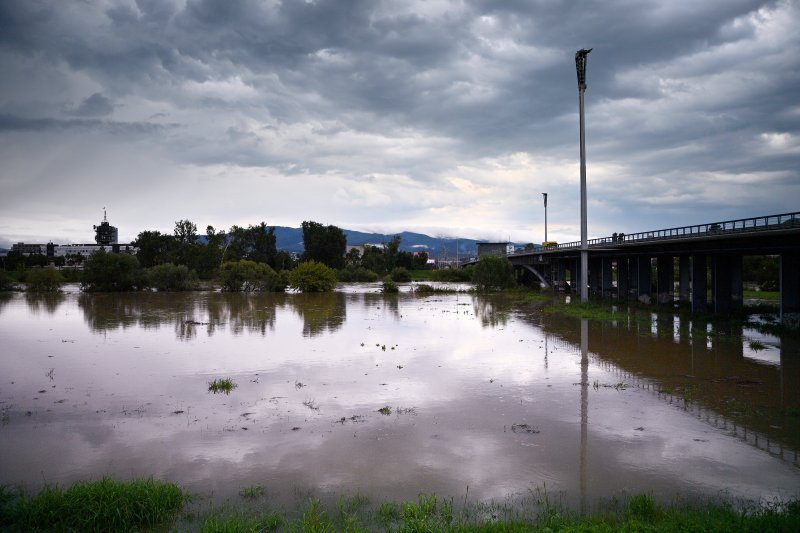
[542,193,548,243]
[575,48,592,303]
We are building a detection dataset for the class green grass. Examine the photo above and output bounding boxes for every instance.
[208,377,238,394]
[543,299,621,320]
[744,289,779,301]
[0,477,183,531]
[2,480,799,532]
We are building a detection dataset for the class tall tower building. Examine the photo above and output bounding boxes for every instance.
[93,208,118,245]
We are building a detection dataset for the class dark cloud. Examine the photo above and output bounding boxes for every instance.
[0,0,798,241]
[67,93,115,117]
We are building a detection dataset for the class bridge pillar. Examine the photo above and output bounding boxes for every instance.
[557,260,567,290]
[691,254,707,313]
[711,254,742,314]
[602,257,613,297]
[616,257,629,300]
[636,256,652,303]
[781,252,800,327]
[656,256,674,305]
[679,255,690,303]
[589,257,602,296]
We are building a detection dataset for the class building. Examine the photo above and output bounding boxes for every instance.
[7,211,136,263]
[93,209,118,245]
[477,242,513,258]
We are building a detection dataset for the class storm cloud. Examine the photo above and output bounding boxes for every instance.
[1,0,798,245]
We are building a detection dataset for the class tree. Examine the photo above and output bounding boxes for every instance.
[134,230,177,268]
[173,219,199,269]
[287,260,338,292]
[471,255,516,291]
[219,260,286,292]
[81,250,145,292]
[196,225,225,279]
[301,221,346,269]
[173,219,198,247]
[227,222,277,267]
[25,266,65,292]
[147,264,199,291]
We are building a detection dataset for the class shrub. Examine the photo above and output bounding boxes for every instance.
[287,261,338,292]
[471,255,516,291]
[25,266,65,292]
[0,269,17,291]
[81,250,145,292]
[147,263,199,291]
[431,268,472,282]
[390,267,411,282]
[220,260,286,292]
[337,266,379,282]
[382,277,399,293]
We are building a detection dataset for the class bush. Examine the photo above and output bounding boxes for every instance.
[219,260,286,292]
[390,267,411,282]
[471,255,516,291]
[431,268,472,282]
[25,266,65,292]
[146,263,199,291]
[337,266,379,282]
[382,277,399,293]
[288,261,338,292]
[81,250,145,292]
[0,270,17,291]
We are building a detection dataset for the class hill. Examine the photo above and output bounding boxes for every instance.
[273,226,495,259]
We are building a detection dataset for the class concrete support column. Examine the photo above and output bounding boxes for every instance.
[637,256,652,303]
[712,255,732,314]
[601,257,614,297]
[781,252,800,327]
[589,257,602,296]
[730,255,743,312]
[679,255,690,303]
[691,254,707,313]
[617,257,629,300]
[656,256,674,305]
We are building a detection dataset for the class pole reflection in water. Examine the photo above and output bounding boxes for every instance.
[580,318,588,515]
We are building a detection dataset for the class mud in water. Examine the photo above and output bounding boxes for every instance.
[0,286,798,509]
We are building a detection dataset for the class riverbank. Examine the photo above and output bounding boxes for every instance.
[2,478,798,531]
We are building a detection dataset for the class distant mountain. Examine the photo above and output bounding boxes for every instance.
[273,227,528,259]
[200,226,528,259]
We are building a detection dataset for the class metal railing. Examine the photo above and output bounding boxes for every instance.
[512,211,800,253]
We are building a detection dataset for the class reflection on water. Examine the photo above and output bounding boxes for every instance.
[0,290,798,509]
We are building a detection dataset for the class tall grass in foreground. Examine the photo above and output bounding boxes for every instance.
[0,477,183,531]
[2,480,799,532]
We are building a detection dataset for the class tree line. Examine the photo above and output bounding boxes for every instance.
[0,219,436,293]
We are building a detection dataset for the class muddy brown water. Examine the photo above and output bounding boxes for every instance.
[1,285,798,511]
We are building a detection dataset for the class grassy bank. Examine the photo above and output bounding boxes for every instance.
[1,479,798,531]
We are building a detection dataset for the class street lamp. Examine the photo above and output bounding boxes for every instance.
[542,192,548,243]
[575,48,592,303]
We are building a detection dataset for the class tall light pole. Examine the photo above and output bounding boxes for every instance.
[542,192,548,243]
[576,48,592,303]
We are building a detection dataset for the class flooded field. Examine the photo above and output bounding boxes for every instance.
[1,285,798,511]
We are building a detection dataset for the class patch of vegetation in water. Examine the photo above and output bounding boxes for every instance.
[208,377,237,394]
[544,299,621,320]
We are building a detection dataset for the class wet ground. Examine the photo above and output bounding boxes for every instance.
[0,285,798,510]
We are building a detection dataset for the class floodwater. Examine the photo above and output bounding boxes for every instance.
[1,285,798,511]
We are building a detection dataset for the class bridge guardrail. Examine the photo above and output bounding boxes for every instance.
[520,211,800,252]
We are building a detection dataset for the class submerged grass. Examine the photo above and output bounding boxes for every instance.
[2,479,799,532]
[208,377,238,394]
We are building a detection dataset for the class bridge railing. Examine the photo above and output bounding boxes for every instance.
[532,211,800,251]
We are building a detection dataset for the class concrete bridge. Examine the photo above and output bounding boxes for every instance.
[500,212,800,323]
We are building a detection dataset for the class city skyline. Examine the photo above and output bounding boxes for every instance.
[1,0,798,247]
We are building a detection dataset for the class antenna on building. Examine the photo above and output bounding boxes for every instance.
[103,207,107,222]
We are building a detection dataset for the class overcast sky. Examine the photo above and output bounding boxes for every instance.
[1,0,798,247]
